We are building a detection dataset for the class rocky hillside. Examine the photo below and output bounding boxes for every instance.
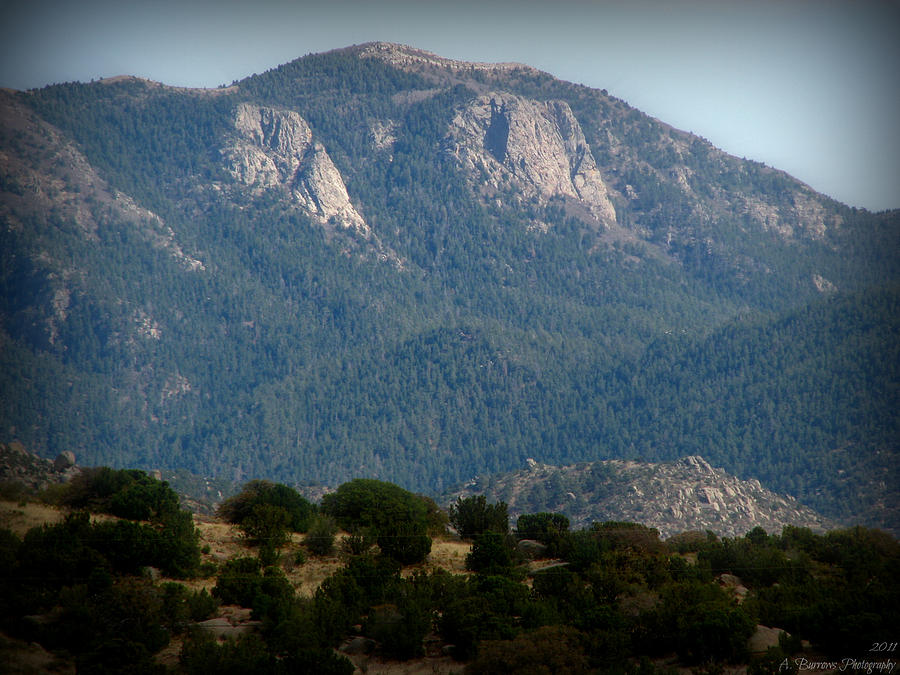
[0,441,80,493]
[449,455,837,539]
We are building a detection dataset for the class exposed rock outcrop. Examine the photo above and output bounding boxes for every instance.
[0,442,81,490]
[197,606,260,640]
[225,103,369,236]
[449,455,836,539]
[447,93,617,227]
[748,625,790,654]
[53,451,76,471]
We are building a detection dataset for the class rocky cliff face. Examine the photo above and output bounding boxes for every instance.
[225,103,369,236]
[447,93,618,228]
[450,455,835,539]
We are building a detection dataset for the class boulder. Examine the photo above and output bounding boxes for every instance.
[448,92,618,228]
[197,616,261,640]
[718,572,749,602]
[53,451,76,471]
[8,441,28,455]
[748,625,789,654]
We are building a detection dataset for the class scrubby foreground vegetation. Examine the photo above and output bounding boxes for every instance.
[1,470,898,674]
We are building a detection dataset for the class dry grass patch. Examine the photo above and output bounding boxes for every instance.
[283,531,344,596]
[408,537,471,577]
[194,516,246,561]
[0,500,118,536]
[0,500,67,535]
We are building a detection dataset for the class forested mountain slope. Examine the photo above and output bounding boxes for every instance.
[1,43,897,530]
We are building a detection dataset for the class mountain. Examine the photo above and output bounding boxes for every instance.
[447,455,836,539]
[1,43,897,532]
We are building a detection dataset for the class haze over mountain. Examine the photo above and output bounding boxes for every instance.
[1,43,897,533]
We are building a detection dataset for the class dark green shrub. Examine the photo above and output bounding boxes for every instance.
[240,503,292,549]
[448,495,508,539]
[213,556,263,607]
[321,479,425,531]
[0,527,22,574]
[284,648,354,675]
[666,530,711,553]
[466,532,516,575]
[187,587,219,622]
[342,554,401,606]
[416,494,449,536]
[91,519,158,574]
[155,510,201,577]
[305,515,337,556]
[60,578,171,673]
[109,478,179,521]
[340,526,376,556]
[531,565,580,600]
[252,567,296,623]
[321,479,432,565]
[466,625,592,675]
[17,512,111,589]
[517,512,569,543]
[640,580,755,664]
[439,577,528,661]
[61,467,179,521]
[557,529,610,572]
[590,521,665,555]
[366,598,431,660]
[378,520,432,565]
[180,632,275,675]
[218,480,316,533]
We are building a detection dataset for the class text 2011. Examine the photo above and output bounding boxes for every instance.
[870,643,898,653]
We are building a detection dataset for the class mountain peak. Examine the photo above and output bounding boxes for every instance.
[354,41,538,75]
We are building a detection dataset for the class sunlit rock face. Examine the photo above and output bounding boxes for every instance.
[447,92,618,227]
[225,103,369,236]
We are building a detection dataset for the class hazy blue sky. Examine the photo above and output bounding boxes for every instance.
[2,0,898,211]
